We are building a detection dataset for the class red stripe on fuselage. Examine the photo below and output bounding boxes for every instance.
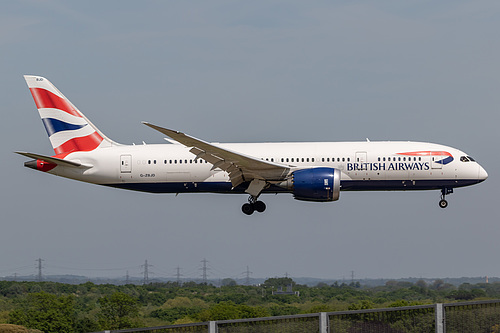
[29,88,82,117]
[397,151,452,157]
[54,131,103,155]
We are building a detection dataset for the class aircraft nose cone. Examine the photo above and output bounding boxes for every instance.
[478,165,488,181]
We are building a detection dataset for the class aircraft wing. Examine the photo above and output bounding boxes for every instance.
[143,122,290,190]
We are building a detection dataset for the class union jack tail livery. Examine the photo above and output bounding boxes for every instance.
[24,75,115,158]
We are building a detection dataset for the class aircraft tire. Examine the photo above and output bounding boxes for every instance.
[439,199,448,209]
[242,203,255,215]
[254,201,266,213]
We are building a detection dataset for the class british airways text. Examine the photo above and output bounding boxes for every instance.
[347,162,430,171]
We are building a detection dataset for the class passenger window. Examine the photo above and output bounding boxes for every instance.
[306,158,310,162]
[148,160,151,164]
[342,158,345,162]
[286,158,289,162]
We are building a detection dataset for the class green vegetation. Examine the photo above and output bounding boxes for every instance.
[0,279,498,332]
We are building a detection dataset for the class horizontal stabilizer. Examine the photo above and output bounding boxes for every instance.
[15,151,91,168]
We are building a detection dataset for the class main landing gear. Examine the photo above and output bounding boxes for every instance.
[439,188,453,209]
[242,196,266,215]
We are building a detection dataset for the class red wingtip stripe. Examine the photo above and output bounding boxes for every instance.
[53,132,103,156]
[29,88,82,117]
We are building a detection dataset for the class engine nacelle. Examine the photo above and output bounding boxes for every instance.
[289,167,341,202]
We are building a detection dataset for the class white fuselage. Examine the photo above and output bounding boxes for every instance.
[47,141,487,195]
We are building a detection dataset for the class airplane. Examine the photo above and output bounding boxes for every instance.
[16,75,488,215]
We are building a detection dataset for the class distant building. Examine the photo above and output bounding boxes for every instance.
[272,284,300,296]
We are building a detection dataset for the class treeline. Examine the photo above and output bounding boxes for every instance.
[0,278,499,332]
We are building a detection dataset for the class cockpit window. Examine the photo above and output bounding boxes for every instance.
[460,156,476,162]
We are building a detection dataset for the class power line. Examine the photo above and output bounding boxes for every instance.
[141,260,153,285]
[242,266,253,285]
[36,258,44,282]
[176,266,183,286]
[200,259,209,284]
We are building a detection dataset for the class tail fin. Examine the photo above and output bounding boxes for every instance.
[24,75,115,157]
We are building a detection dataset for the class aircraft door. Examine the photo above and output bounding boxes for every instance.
[431,152,443,169]
[355,152,367,170]
[120,155,132,173]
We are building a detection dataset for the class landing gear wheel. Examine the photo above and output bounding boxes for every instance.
[242,203,255,215]
[254,201,266,213]
[439,199,448,209]
[438,188,452,209]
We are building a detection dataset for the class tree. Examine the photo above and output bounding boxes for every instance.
[415,279,427,289]
[348,300,375,310]
[197,301,270,321]
[97,292,140,330]
[221,278,237,286]
[263,277,295,288]
[9,292,75,333]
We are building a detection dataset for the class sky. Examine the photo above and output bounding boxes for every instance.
[1,0,499,283]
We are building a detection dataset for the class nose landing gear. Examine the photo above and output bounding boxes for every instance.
[242,196,266,215]
[439,188,453,209]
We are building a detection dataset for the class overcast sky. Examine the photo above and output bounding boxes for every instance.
[1,0,499,282]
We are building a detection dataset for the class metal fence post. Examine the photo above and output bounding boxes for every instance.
[209,321,217,333]
[435,303,444,333]
[319,312,328,333]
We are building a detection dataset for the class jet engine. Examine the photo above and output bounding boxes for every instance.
[282,167,341,202]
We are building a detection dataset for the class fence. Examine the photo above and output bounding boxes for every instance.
[93,299,500,333]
